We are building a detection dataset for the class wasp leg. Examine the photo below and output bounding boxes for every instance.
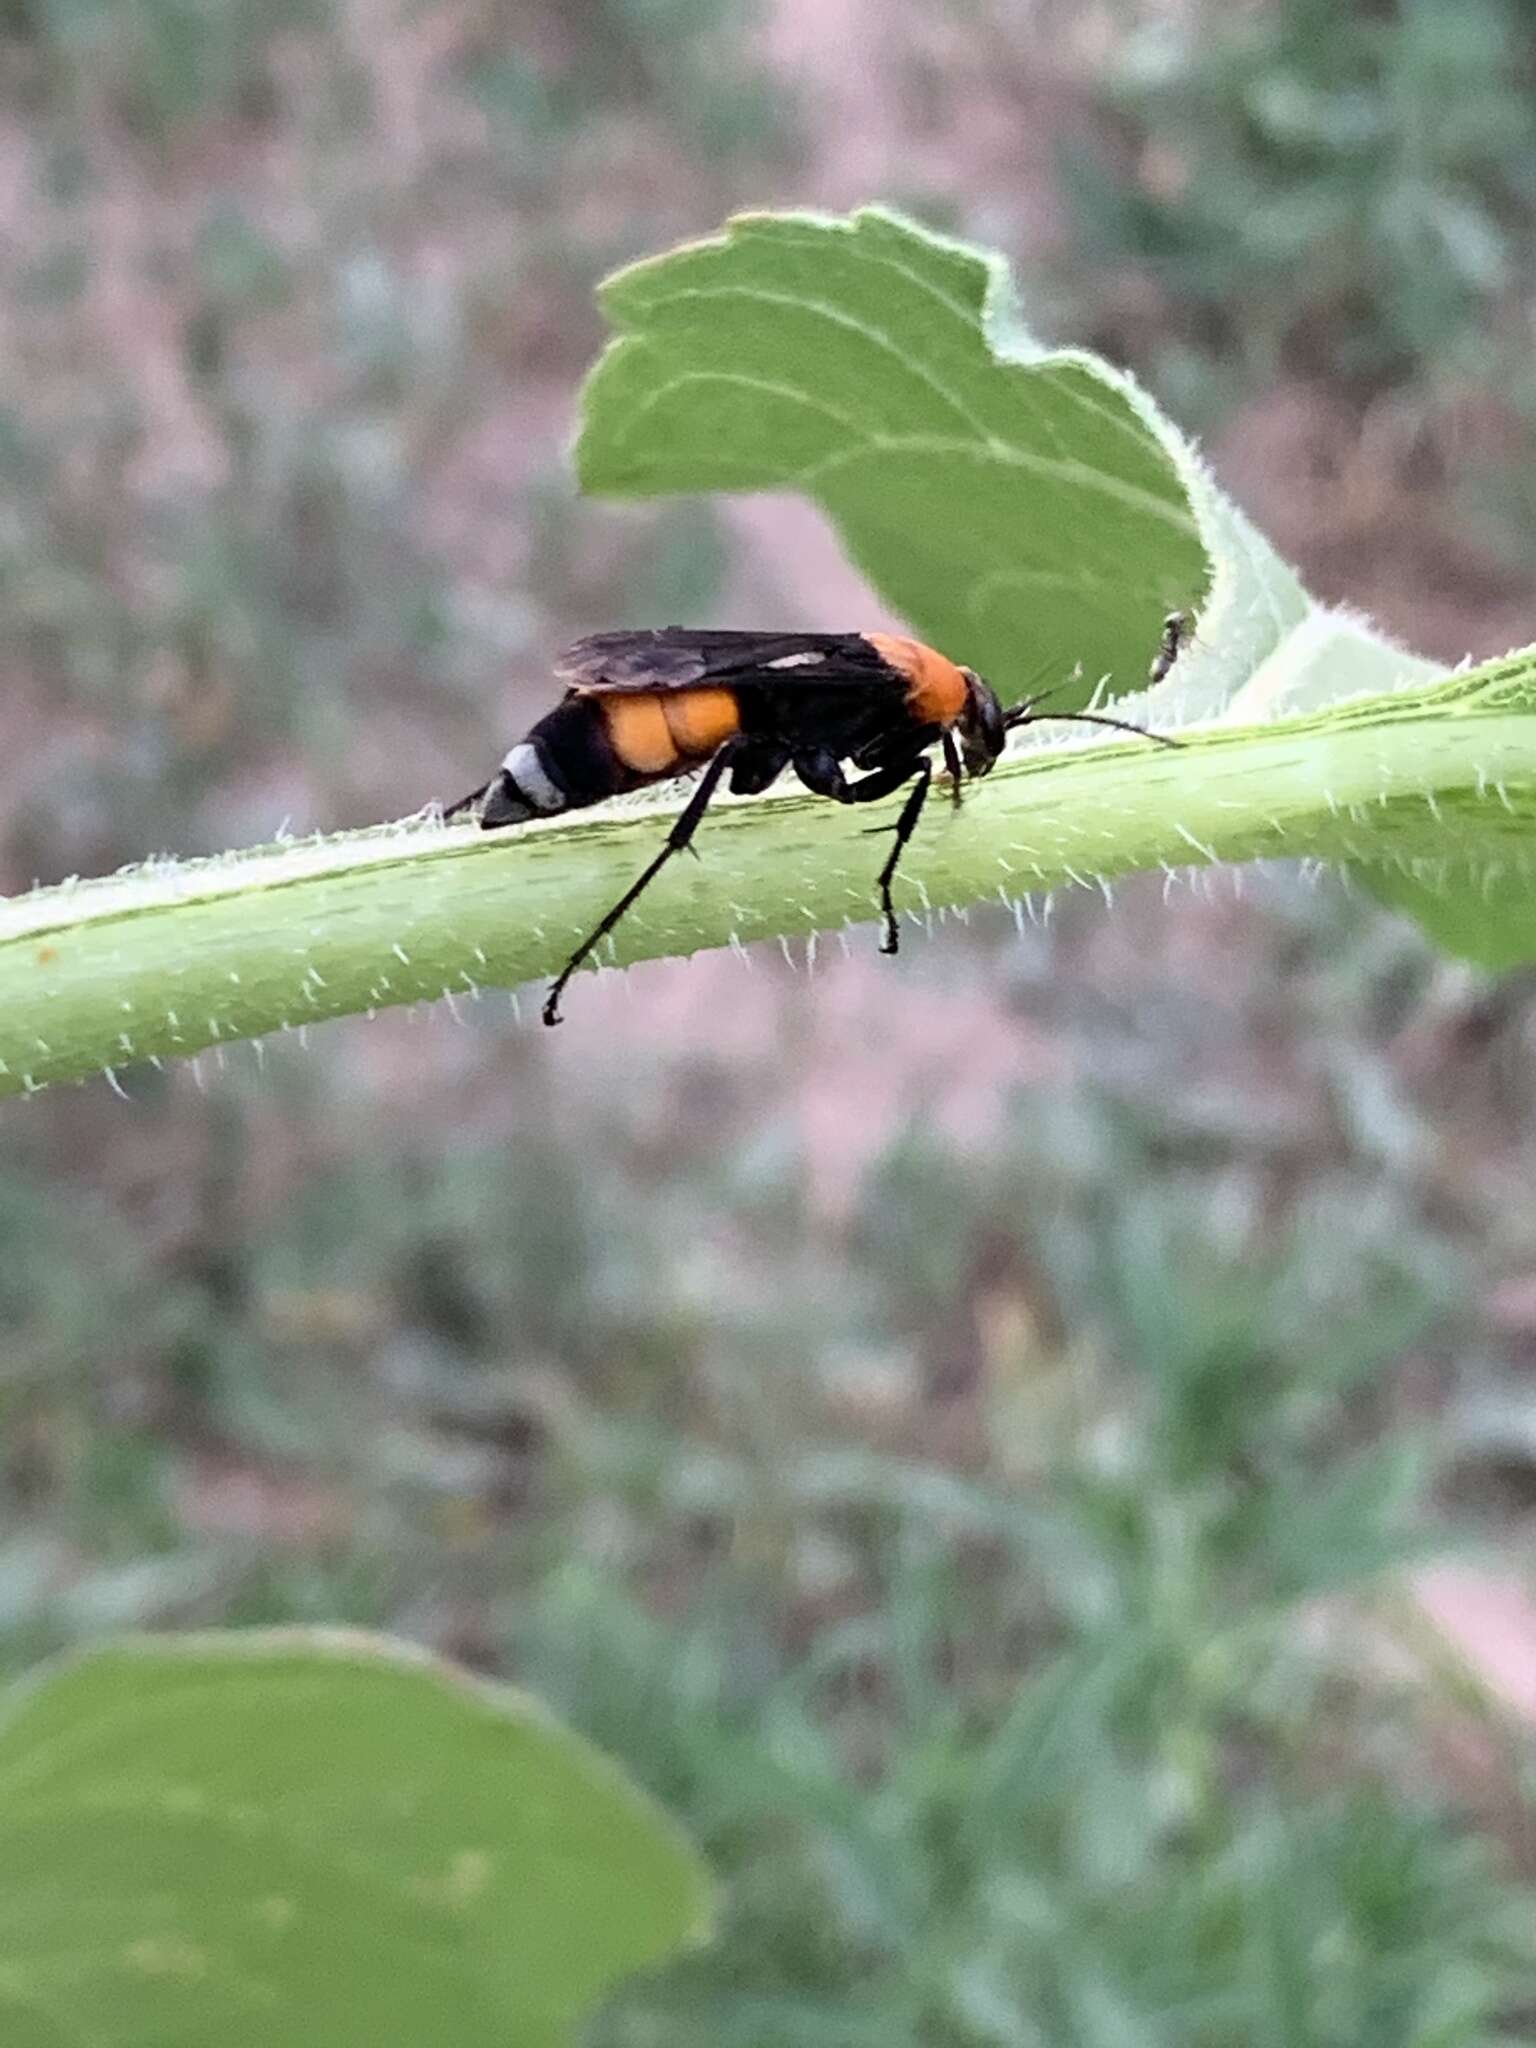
[872,762,935,951]
[792,747,934,955]
[942,731,964,807]
[542,736,749,1027]
[851,721,940,772]
[670,738,785,858]
[727,740,792,796]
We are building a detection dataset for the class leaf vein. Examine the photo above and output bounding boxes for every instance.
[636,285,994,438]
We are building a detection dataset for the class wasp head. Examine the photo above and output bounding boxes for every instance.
[956,668,1007,777]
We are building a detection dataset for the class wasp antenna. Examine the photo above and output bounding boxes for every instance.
[1002,687,1060,730]
[1010,707,1181,749]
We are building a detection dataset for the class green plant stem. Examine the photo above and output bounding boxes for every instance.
[2,656,1534,1098]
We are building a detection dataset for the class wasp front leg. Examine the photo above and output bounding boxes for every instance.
[792,746,935,954]
[941,730,964,806]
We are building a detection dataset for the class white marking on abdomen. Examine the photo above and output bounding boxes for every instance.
[501,740,565,812]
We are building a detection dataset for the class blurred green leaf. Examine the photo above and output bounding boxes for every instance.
[0,1630,711,2047]
[1363,859,1536,974]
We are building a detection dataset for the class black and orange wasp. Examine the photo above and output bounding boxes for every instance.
[447,628,1177,1024]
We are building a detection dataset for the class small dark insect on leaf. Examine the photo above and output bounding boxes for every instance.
[1150,609,1192,685]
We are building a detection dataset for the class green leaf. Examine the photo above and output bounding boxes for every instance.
[1359,858,1536,973]
[576,206,1331,718]
[578,205,1227,708]
[573,205,1467,736]
[0,1630,711,2048]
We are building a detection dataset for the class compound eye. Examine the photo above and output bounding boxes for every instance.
[957,671,1005,774]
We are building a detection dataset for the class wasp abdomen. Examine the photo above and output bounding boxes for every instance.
[598,687,741,776]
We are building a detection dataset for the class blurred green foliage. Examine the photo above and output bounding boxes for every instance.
[1062,0,1536,396]
[0,1633,711,2048]
[6,884,1536,2035]
[0,0,782,886]
[1073,0,1536,374]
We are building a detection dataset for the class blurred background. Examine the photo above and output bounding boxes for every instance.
[6,0,1536,2037]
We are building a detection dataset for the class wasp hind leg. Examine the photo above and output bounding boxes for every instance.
[541,736,761,1027]
[792,748,934,955]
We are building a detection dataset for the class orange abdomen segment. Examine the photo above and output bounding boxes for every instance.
[601,692,681,775]
[661,686,741,759]
[863,632,968,728]
[601,688,742,776]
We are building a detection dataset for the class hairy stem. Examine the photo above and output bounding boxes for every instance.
[2,656,1534,1099]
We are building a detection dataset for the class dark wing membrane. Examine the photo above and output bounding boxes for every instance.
[556,628,895,693]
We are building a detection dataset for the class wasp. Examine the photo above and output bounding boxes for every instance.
[447,629,1178,1025]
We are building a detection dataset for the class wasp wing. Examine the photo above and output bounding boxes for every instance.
[556,629,895,693]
